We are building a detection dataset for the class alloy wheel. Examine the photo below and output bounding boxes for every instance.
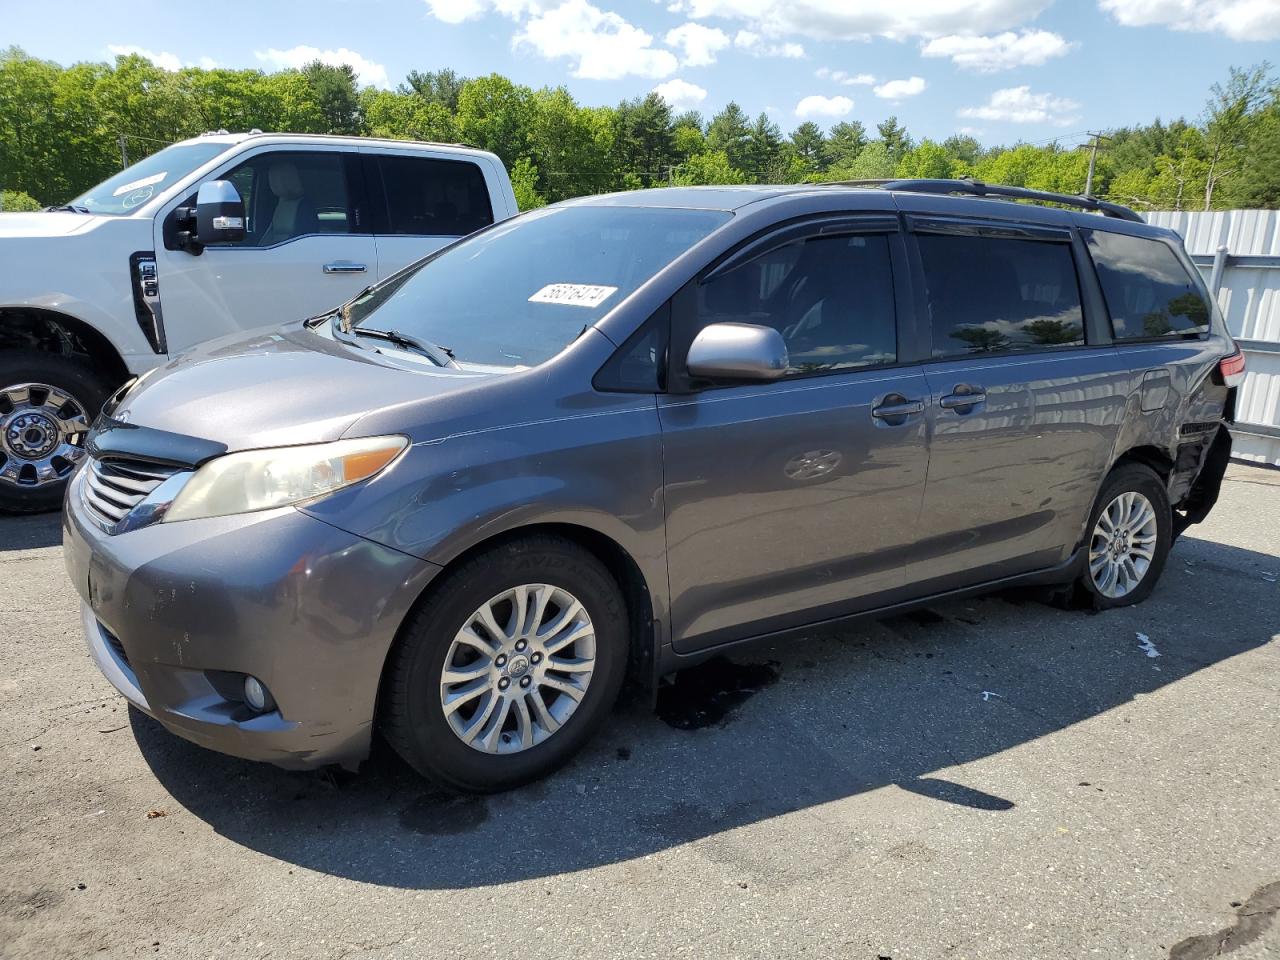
[1088,490,1159,599]
[439,583,596,754]
[0,382,91,489]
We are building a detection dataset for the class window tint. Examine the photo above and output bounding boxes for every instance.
[918,234,1084,357]
[1085,230,1210,340]
[375,155,494,237]
[696,233,897,375]
[218,152,351,247]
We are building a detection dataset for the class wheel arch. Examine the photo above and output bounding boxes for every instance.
[379,521,663,707]
[0,305,132,387]
[1111,444,1175,482]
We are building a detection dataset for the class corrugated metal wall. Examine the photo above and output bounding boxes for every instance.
[1146,209,1280,466]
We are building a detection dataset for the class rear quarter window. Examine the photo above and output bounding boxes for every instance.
[1085,230,1210,340]
[373,155,494,237]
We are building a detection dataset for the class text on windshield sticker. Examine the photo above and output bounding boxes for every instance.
[528,283,618,308]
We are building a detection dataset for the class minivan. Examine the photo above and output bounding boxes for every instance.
[63,179,1242,792]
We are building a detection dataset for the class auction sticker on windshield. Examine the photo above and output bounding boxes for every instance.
[528,283,618,308]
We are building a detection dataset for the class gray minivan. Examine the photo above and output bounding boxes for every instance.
[63,180,1243,791]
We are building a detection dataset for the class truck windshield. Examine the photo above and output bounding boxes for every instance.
[69,142,231,215]
[343,205,732,370]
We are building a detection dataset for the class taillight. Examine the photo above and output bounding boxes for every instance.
[1219,348,1246,387]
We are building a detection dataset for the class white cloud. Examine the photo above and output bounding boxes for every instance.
[682,0,1052,41]
[515,0,677,79]
[959,85,1081,125]
[873,76,927,99]
[653,77,709,108]
[921,29,1073,71]
[795,94,854,118]
[107,45,186,72]
[424,0,541,23]
[665,21,731,66]
[958,125,985,135]
[1099,0,1280,42]
[816,67,876,85]
[254,46,390,88]
[733,29,805,57]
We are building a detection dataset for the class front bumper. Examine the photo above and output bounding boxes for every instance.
[63,469,439,770]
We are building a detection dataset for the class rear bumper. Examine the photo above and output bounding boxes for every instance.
[63,472,440,770]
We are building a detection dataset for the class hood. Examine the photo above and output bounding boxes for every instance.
[114,324,499,453]
[0,211,105,238]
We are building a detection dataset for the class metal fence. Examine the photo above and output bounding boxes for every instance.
[1145,209,1280,466]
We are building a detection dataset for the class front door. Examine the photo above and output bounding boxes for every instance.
[154,147,377,354]
[659,221,930,651]
[901,222,1127,593]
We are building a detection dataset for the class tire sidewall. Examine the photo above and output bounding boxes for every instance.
[388,540,627,792]
[0,351,113,514]
[1079,464,1172,609]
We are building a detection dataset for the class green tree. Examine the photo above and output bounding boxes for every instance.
[455,73,534,169]
[706,101,751,170]
[1,188,42,210]
[822,120,867,170]
[674,151,747,185]
[828,140,895,180]
[672,111,706,161]
[1201,63,1273,208]
[612,93,674,188]
[746,111,784,181]
[895,140,959,179]
[401,68,466,112]
[789,121,826,172]
[510,156,545,209]
[301,61,361,134]
[876,116,912,160]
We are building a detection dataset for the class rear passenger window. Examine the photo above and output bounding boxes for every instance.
[917,234,1084,357]
[696,233,897,375]
[374,156,494,237]
[1085,230,1210,340]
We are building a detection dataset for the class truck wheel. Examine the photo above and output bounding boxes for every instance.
[0,351,111,514]
[380,535,628,793]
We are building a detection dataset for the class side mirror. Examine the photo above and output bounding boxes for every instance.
[686,322,789,381]
[194,180,246,245]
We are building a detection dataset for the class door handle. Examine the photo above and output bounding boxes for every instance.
[939,387,987,410]
[871,397,925,420]
[323,262,367,274]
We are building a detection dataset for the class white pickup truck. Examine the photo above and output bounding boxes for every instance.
[0,132,517,512]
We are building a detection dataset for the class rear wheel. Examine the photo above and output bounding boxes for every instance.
[1077,463,1172,609]
[380,535,628,793]
[0,351,111,514]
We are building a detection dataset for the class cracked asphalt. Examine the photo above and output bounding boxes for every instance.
[1,463,1278,960]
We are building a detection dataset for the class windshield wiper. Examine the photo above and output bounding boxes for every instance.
[45,203,91,214]
[344,324,458,368]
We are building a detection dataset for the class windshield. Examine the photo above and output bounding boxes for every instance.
[70,142,231,215]
[344,205,732,369]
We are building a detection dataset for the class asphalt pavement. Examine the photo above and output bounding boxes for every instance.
[1,463,1277,960]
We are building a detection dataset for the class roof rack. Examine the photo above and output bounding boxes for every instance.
[827,177,1144,223]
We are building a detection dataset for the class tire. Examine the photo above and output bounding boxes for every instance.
[0,351,113,515]
[380,535,628,793]
[1076,463,1172,610]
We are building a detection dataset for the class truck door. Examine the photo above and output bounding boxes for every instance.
[153,146,377,354]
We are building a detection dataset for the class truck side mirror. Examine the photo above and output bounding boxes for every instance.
[194,180,246,245]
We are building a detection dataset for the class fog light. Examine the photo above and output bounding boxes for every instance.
[243,675,271,712]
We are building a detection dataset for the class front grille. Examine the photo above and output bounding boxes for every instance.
[81,457,178,529]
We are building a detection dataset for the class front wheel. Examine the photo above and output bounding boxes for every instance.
[380,535,628,792]
[1077,463,1172,609]
[0,351,112,515]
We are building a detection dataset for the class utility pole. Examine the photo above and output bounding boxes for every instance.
[118,133,130,170]
[1081,131,1110,197]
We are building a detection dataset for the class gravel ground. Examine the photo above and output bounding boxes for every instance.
[1,463,1277,960]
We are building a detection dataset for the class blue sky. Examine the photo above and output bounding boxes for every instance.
[8,0,1279,148]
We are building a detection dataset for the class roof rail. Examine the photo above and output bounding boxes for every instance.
[827,177,1144,223]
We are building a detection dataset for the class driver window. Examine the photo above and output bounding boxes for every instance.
[214,151,352,247]
[695,233,898,376]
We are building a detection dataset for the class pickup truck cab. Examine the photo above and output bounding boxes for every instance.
[0,131,517,512]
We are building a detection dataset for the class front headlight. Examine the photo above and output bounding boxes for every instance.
[163,435,409,523]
